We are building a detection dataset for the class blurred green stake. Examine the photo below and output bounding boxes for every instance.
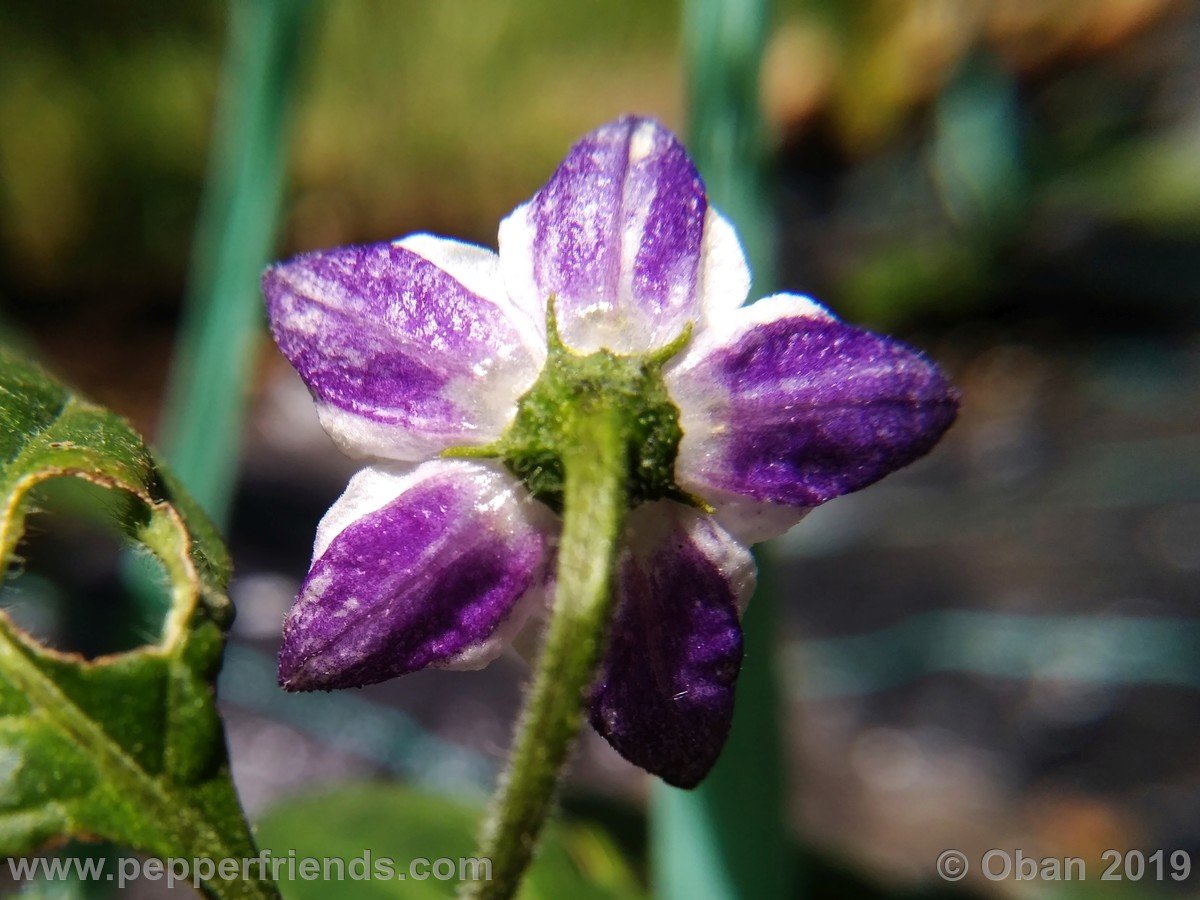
[159,0,312,528]
[126,0,311,633]
[655,1,789,898]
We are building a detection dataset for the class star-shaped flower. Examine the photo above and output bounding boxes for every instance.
[263,116,958,788]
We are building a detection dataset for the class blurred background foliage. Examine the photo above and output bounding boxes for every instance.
[2,0,1200,897]
[6,0,1198,378]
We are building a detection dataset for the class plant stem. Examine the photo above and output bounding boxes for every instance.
[464,404,628,899]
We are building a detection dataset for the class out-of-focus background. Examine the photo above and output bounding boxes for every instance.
[2,0,1200,897]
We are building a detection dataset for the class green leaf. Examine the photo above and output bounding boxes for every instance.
[0,347,275,900]
[255,783,646,899]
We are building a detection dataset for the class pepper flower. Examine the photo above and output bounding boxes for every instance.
[263,116,958,788]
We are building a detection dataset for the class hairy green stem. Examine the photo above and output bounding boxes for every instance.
[464,404,628,899]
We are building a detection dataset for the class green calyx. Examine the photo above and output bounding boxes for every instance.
[447,301,695,514]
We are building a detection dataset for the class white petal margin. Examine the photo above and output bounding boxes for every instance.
[695,207,752,329]
[665,293,834,544]
[498,200,561,353]
[625,500,757,614]
[668,291,835,373]
[396,233,547,369]
[701,493,810,547]
[311,459,556,670]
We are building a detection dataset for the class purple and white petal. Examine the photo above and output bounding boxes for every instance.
[278,460,554,691]
[589,503,754,788]
[264,239,542,461]
[667,294,960,537]
[499,117,746,355]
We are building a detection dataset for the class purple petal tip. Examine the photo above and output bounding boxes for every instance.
[675,308,962,510]
[589,508,750,787]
